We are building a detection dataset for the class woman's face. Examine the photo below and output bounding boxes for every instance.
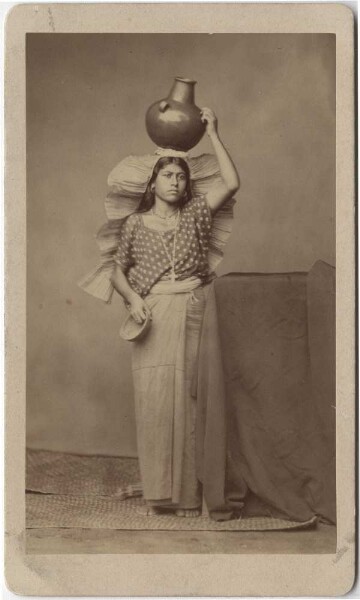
[153,164,187,205]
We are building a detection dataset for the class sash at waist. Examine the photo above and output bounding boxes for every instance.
[149,276,202,295]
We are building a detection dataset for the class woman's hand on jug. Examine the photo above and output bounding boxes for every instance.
[200,107,218,137]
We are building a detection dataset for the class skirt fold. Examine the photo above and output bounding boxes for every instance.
[131,284,206,508]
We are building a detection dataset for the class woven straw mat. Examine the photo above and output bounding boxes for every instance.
[26,449,317,532]
[26,494,317,532]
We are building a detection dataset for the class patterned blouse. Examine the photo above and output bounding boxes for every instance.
[114,195,213,297]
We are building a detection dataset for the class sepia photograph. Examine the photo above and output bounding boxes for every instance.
[5,3,355,597]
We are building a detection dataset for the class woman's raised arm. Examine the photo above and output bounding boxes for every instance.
[200,107,240,213]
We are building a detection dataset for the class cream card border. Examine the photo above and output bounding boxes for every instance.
[5,3,355,596]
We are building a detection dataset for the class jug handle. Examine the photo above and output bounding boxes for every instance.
[159,100,169,113]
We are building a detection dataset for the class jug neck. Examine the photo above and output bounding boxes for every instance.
[169,78,196,104]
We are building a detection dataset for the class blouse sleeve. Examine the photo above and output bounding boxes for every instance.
[114,214,138,271]
[191,194,212,237]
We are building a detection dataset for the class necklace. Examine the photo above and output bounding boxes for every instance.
[157,211,180,282]
[151,207,179,221]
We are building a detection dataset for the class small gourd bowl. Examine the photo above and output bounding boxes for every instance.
[119,312,152,342]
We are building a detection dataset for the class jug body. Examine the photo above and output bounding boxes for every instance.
[145,78,206,151]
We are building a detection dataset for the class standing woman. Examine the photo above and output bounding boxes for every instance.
[110,108,239,517]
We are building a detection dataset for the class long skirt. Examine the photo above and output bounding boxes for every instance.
[131,278,207,509]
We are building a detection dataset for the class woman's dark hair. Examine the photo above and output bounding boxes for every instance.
[137,157,192,213]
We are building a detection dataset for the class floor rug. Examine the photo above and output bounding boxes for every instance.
[26,493,318,532]
[26,449,318,531]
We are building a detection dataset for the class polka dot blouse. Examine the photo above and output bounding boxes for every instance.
[114,195,213,297]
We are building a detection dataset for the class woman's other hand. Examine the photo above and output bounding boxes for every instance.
[128,294,152,324]
[200,107,218,137]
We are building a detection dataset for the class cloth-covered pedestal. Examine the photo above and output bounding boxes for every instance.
[196,261,336,523]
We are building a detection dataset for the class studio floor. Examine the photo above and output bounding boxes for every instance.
[25,450,337,555]
[26,523,336,555]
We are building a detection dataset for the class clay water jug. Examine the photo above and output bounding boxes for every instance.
[145,78,206,151]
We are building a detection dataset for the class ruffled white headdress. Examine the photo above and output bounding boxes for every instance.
[78,151,235,303]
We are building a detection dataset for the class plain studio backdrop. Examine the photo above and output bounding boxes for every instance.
[26,34,335,457]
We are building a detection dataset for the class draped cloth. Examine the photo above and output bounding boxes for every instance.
[78,152,235,303]
[131,277,208,508]
[195,261,336,523]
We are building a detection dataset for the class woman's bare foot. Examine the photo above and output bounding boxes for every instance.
[175,508,201,518]
[137,506,201,518]
[137,506,163,516]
